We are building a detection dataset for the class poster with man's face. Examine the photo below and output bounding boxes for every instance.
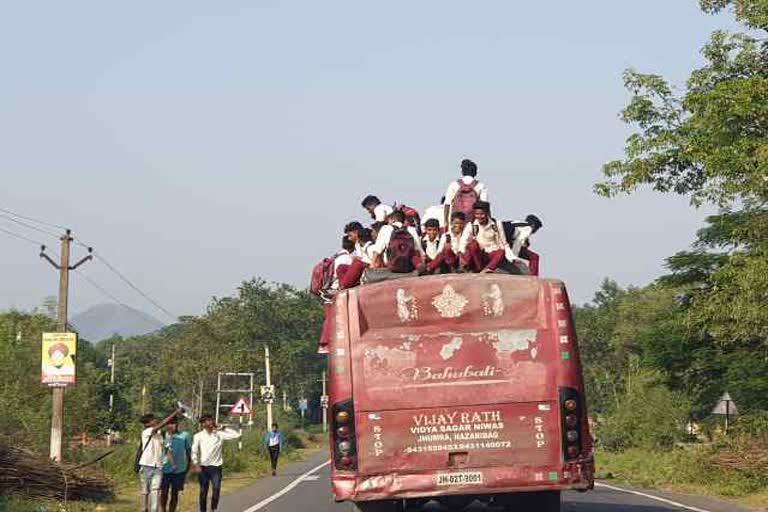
[41,333,77,386]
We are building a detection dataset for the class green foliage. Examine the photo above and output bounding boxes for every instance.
[597,370,691,451]
[598,2,768,206]
[597,445,768,499]
[0,278,325,461]
[0,312,107,452]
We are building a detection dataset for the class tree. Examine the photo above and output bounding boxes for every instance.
[596,2,767,206]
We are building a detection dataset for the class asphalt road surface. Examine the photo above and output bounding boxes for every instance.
[218,451,749,512]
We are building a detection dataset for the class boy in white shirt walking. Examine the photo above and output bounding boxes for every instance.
[137,410,182,512]
[191,415,242,512]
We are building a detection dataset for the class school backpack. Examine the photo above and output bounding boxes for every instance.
[309,257,335,299]
[501,221,528,245]
[393,203,422,235]
[451,179,479,222]
[387,227,417,273]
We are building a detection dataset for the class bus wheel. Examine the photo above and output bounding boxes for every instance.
[353,499,404,512]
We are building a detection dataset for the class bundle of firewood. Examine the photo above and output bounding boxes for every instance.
[713,439,768,473]
[0,444,113,502]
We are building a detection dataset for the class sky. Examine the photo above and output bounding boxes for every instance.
[0,1,737,322]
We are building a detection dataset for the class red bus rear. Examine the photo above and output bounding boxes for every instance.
[327,274,594,511]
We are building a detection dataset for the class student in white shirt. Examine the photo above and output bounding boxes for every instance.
[443,159,488,225]
[330,237,354,291]
[137,410,182,512]
[504,214,544,275]
[191,415,242,512]
[344,221,374,262]
[421,198,446,230]
[369,210,424,272]
[425,212,467,273]
[361,195,394,223]
[458,201,509,273]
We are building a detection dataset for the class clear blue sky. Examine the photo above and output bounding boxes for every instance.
[0,1,735,321]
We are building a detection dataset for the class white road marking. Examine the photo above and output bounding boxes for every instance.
[303,475,321,481]
[241,459,331,512]
[595,482,714,512]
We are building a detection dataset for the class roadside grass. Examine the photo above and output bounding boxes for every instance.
[3,426,326,512]
[596,446,768,510]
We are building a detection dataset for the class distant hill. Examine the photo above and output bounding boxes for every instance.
[71,304,165,342]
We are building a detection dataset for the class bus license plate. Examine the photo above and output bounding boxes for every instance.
[437,471,484,486]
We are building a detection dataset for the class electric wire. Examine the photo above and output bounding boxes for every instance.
[90,251,178,321]
[0,226,46,247]
[0,205,68,231]
[74,270,133,310]
[0,205,177,322]
[0,213,61,240]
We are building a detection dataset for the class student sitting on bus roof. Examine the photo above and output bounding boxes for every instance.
[444,159,488,226]
[420,218,458,274]
[361,195,394,223]
[330,236,355,291]
[503,214,544,276]
[344,221,372,261]
[458,201,508,273]
[369,210,424,273]
[421,197,446,231]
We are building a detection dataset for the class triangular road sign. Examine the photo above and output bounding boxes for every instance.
[229,397,252,416]
[712,391,738,415]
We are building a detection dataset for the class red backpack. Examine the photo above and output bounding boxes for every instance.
[393,203,422,235]
[451,179,479,222]
[309,257,335,298]
[386,227,417,273]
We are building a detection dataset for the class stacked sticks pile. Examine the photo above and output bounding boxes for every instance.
[0,444,114,502]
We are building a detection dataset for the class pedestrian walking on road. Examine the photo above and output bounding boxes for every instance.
[191,415,241,512]
[264,422,285,476]
[160,416,191,512]
[136,410,181,512]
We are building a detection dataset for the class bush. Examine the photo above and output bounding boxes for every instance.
[597,371,691,451]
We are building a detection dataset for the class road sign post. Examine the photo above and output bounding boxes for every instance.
[229,397,252,451]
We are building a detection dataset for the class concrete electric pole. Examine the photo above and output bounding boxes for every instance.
[264,345,273,431]
[40,229,92,461]
[107,342,116,446]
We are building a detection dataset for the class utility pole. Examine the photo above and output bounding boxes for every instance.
[107,342,116,446]
[264,345,273,431]
[321,370,328,433]
[40,229,92,462]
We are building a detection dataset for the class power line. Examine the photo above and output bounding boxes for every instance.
[0,226,46,247]
[74,269,133,310]
[92,251,178,321]
[0,213,61,240]
[0,204,177,323]
[0,205,68,231]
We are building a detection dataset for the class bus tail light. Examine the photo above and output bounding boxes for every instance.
[560,387,583,461]
[332,399,358,470]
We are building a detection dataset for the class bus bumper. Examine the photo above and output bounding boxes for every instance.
[332,459,595,502]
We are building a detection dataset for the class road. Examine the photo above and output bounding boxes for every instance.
[218,451,748,512]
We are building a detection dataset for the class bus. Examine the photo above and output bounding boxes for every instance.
[327,273,594,511]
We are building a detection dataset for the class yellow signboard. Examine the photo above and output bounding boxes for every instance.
[41,332,77,387]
